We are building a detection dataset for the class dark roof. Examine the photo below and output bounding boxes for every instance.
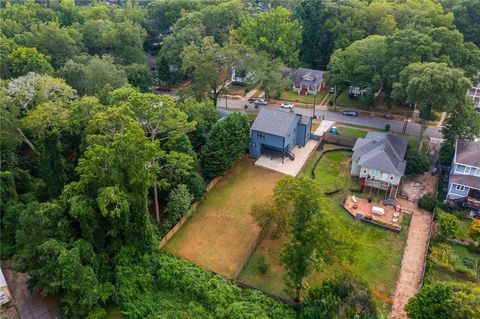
[352,132,408,176]
[251,108,307,137]
[450,174,480,190]
[289,68,325,88]
[455,140,480,167]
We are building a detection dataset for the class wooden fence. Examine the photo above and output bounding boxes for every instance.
[323,132,357,147]
[159,176,222,249]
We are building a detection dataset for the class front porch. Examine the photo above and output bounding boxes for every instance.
[293,84,320,96]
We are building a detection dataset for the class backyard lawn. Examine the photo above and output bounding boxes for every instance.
[164,158,283,278]
[238,148,409,315]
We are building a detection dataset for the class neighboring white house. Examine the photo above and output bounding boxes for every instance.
[351,132,408,198]
[446,140,480,210]
[285,67,326,96]
[0,267,11,306]
[467,83,480,110]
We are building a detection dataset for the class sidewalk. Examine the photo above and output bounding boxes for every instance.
[389,205,432,319]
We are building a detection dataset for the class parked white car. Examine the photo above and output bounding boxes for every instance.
[281,102,294,109]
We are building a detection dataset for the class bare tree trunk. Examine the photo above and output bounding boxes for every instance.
[418,122,427,152]
[154,177,160,223]
[17,128,38,154]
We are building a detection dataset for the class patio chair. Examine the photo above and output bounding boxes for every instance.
[392,217,399,223]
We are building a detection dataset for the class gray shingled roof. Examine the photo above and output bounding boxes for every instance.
[450,174,480,190]
[352,132,408,176]
[455,140,480,167]
[251,108,303,137]
[291,68,325,88]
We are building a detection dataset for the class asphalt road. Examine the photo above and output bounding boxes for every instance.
[217,98,443,139]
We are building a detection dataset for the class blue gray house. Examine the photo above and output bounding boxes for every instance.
[446,140,480,210]
[249,108,311,161]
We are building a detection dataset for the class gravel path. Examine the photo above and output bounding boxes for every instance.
[389,206,432,319]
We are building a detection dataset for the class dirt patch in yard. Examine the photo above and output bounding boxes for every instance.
[164,158,283,278]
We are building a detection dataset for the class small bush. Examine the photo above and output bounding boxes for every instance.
[257,255,270,274]
[437,210,459,238]
[405,148,431,175]
[418,195,438,212]
[384,124,391,131]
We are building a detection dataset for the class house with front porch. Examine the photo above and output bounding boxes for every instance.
[351,132,408,198]
[285,67,325,96]
[249,107,311,161]
[446,140,480,210]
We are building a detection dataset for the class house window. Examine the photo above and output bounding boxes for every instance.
[257,132,265,141]
[250,142,256,149]
[455,184,465,192]
[475,169,480,176]
[457,165,466,173]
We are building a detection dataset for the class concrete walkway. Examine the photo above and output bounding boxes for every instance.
[389,204,432,319]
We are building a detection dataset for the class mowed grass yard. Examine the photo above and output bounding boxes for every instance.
[238,148,409,314]
[164,158,283,278]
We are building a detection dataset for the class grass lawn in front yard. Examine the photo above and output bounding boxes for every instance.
[280,89,329,105]
[335,91,368,109]
[225,84,247,96]
[337,126,368,138]
[165,158,283,278]
[239,148,409,315]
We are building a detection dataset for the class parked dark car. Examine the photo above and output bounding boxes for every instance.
[329,86,335,94]
[254,98,268,106]
[342,110,358,117]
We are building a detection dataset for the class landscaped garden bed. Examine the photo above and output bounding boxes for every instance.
[425,239,479,284]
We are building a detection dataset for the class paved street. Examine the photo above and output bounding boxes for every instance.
[217,98,442,139]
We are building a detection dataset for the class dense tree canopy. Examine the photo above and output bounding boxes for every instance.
[236,7,302,65]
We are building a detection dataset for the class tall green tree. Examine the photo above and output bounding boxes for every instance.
[200,112,250,179]
[300,274,377,319]
[276,177,348,302]
[244,52,289,99]
[406,282,480,319]
[328,35,387,93]
[441,0,480,46]
[81,19,147,65]
[236,7,302,65]
[181,36,242,105]
[294,0,330,69]
[392,62,471,151]
[157,11,205,84]
[163,184,194,230]
[441,98,480,146]
[58,55,128,96]
[6,47,53,78]
[15,22,83,68]
[124,63,154,93]
[109,87,196,222]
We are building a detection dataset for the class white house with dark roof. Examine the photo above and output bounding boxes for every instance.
[467,82,480,110]
[285,67,326,96]
[446,140,480,210]
[351,132,408,198]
